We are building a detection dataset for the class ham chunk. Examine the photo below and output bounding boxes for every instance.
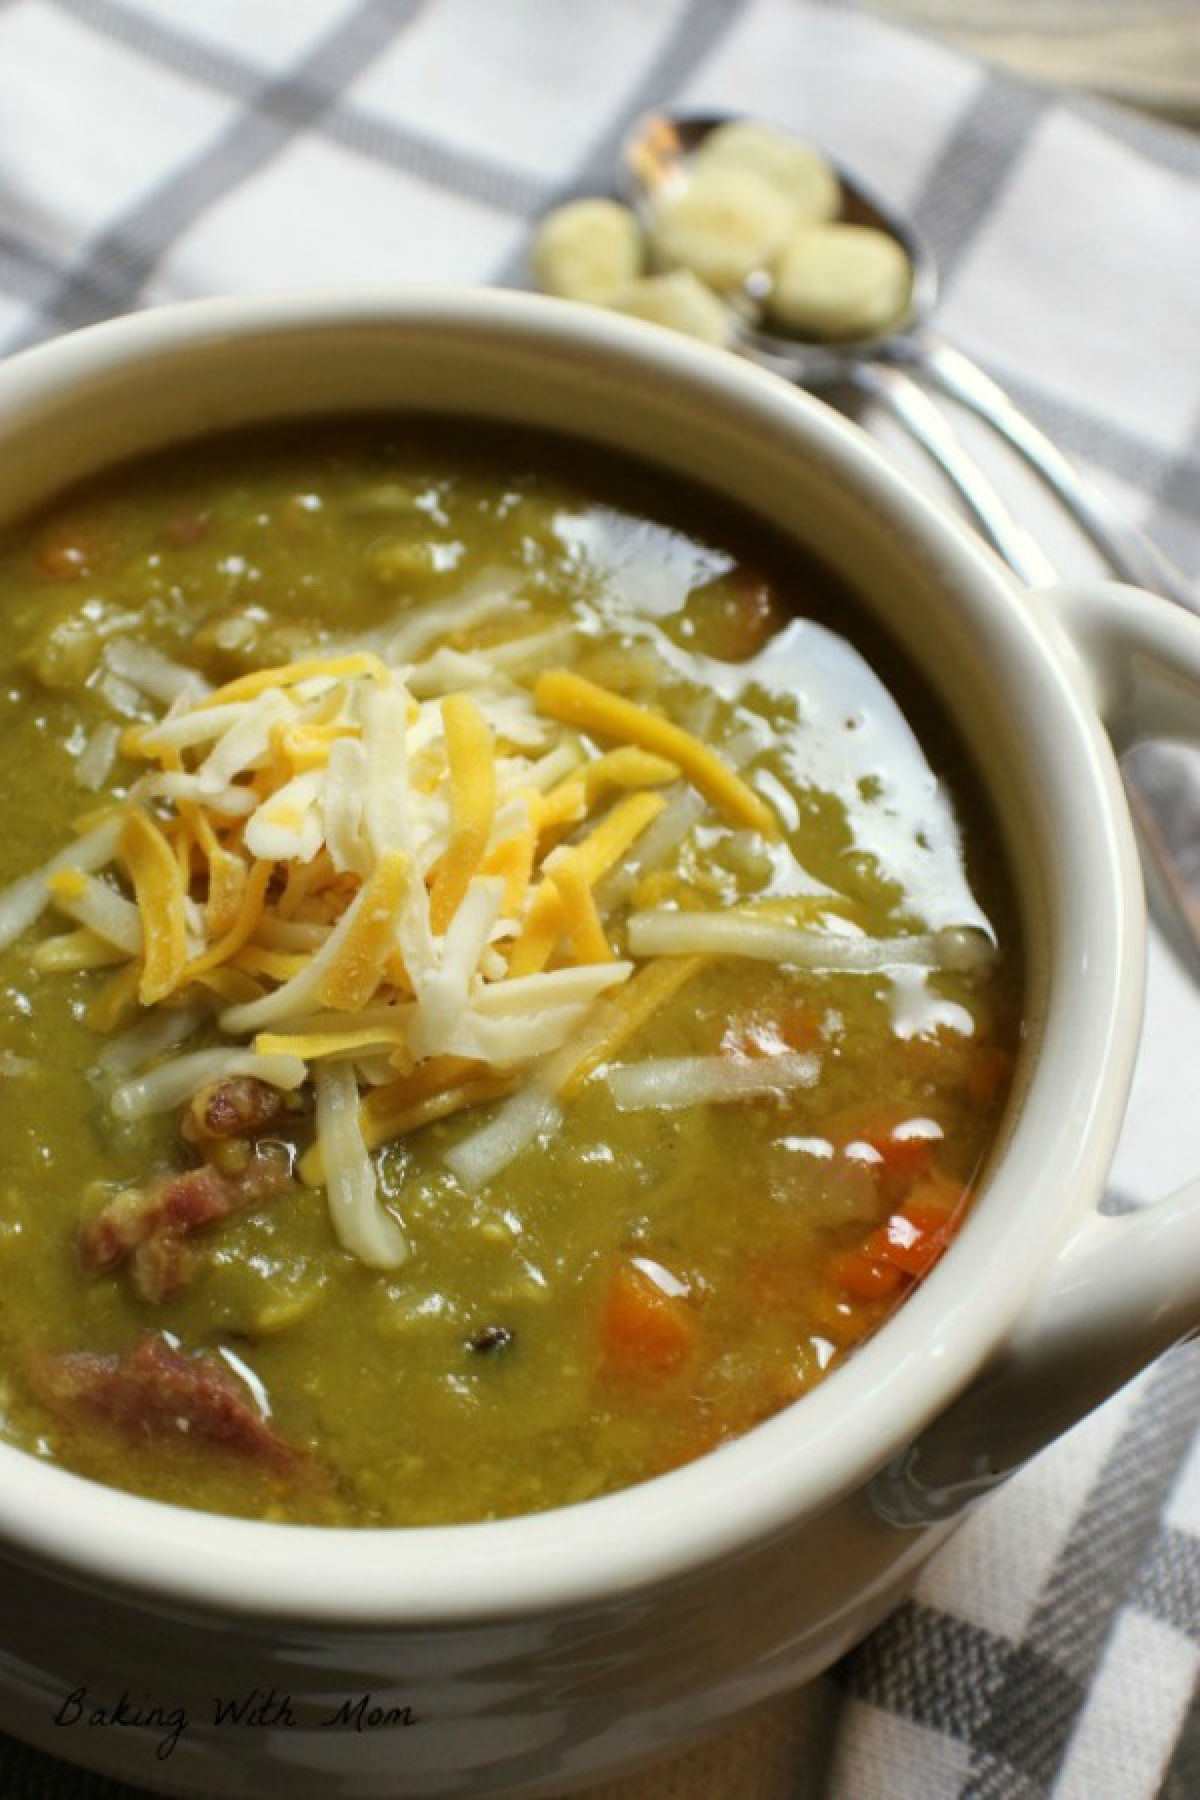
[79,1144,294,1303]
[32,1333,295,1469]
[181,1075,290,1144]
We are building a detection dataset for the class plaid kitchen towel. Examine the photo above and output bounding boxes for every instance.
[0,1,1198,1796]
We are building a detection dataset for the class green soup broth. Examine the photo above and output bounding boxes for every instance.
[0,419,1022,1526]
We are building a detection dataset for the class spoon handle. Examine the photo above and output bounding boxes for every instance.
[844,361,1059,587]
[912,333,1200,615]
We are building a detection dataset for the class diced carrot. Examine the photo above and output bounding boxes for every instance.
[867,1172,966,1278]
[829,1102,942,1185]
[829,1251,904,1302]
[872,1214,946,1278]
[599,1262,696,1382]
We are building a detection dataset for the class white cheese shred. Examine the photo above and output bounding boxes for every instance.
[104,638,211,706]
[626,910,969,971]
[0,816,125,951]
[606,1052,819,1111]
[443,1081,563,1190]
[49,872,143,955]
[314,1061,410,1268]
[95,1006,204,1077]
[110,1050,307,1121]
[74,721,122,792]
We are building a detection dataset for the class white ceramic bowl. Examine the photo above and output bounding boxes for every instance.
[1,289,1198,1800]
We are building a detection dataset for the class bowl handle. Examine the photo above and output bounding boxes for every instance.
[1047,578,1200,747]
[873,579,1200,1525]
[872,1183,1200,1524]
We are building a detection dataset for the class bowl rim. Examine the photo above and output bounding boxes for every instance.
[0,286,1145,1626]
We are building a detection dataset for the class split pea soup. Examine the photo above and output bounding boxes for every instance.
[0,419,1022,1526]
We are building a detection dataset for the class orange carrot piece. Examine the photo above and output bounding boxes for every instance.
[886,1177,966,1275]
[599,1263,696,1382]
[830,1252,905,1302]
[830,1102,942,1183]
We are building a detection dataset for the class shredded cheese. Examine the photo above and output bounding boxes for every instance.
[110,1049,307,1121]
[547,855,613,964]
[554,954,707,1099]
[30,927,130,972]
[6,613,933,1271]
[184,859,273,983]
[428,694,496,933]
[317,850,410,1012]
[196,650,390,711]
[45,870,143,956]
[627,910,958,970]
[313,1061,410,1268]
[607,1052,819,1111]
[534,668,778,837]
[443,1079,563,1191]
[118,809,189,1003]
[0,815,126,951]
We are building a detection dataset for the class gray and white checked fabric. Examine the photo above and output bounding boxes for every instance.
[0,2,1198,1796]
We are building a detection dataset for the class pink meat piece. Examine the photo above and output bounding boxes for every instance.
[32,1333,295,1469]
[181,1075,288,1144]
[79,1144,294,1303]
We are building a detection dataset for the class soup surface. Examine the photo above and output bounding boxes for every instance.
[0,421,1021,1525]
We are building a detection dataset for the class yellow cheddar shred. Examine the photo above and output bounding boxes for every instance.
[357,1075,519,1158]
[428,694,495,934]
[318,850,410,1012]
[184,966,265,1007]
[255,1022,410,1062]
[183,858,273,983]
[232,945,313,982]
[556,955,707,1098]
[504,795,665,975]
[530,781,586,836]
[547,857,613,965]
[534,669,778,837]
[118,808,189,1005]
[480,827,537,919]
[198,820,247,940]
[548,747,679,809]
[30,927,130,973]
[276,850,337,920]
[558,789,666,887]
[195,651,390,712]
[45,868,88,902]
[271,719,356,775]
[168,814,194,885]
[299,1054,494,1183]
[365,1055,484,1120]
[505,883,565,978]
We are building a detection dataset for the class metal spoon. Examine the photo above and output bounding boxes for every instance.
[619,107,1200,973]
[618,108,1197,610]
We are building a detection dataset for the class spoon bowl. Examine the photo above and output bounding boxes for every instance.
[618,107,939,382]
